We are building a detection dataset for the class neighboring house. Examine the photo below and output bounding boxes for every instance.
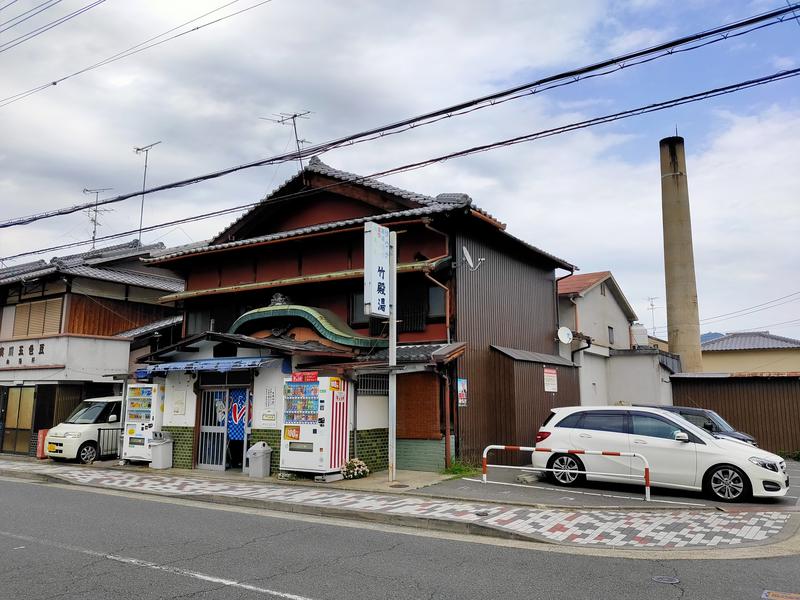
[558,271,680,406]
[0,241,184,456]
[136,157,580,472]
[701,332,800,373]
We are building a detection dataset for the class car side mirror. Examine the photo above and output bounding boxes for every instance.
[108,414,118,423]
[674,431,689,443]
[702,422,714,432]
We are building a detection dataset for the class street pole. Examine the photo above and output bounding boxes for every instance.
[388,231,397,482]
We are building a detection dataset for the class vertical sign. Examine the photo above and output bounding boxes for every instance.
[457,378,468,407]
[364,221,391,317]
[543,367,558,392]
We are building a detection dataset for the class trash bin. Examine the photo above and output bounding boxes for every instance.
[149,431,173,469]
[246,441,271,478]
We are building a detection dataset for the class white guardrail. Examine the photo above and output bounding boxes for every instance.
[481,444,652,501]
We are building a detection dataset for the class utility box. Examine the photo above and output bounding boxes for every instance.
[246,441,271,478]
[149,431,173,470]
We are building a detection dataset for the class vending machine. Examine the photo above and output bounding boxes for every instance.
[122,383,165,462]
[279,373,350,475]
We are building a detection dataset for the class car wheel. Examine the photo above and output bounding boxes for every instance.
[77,442,98,465]
[547,453,585,486]
[705,465,751,502]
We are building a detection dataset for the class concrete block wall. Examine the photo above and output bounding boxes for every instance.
[162,426,194,469]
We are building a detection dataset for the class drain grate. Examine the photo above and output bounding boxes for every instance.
[389,484,409,488]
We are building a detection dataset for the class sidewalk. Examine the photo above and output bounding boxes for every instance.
[0,456,795,551]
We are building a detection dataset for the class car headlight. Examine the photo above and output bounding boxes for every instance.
[749,457,779,472]
[64,432,82,439]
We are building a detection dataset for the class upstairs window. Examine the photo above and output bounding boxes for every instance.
[12,298,63,338]
[608,326,615,346]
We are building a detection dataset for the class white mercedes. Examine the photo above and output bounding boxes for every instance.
[533,406,788,502]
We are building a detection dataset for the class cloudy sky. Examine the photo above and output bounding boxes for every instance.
[1,0,799,339]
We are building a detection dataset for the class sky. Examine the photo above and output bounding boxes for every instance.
[1,0,800,339]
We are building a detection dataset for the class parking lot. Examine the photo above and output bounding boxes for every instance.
[421,460,800,510]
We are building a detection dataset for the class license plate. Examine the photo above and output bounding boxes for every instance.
[47,443,56,452]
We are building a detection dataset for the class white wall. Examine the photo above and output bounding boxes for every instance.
[251,365,288,429]
[356,394,388,429]
[575,285,632,350]
[577,352,609,406]
[162,372,197,427]
[607,354,673,406]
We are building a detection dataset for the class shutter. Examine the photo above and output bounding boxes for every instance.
[12,303,31,337]
[43,298,63,334]
[27,301,46,336]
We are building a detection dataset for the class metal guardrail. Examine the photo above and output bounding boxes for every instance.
[97,427,120,458]
[481,444,652,501]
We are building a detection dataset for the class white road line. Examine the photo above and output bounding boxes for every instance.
[461,478,707,507]
[0,530,317,600]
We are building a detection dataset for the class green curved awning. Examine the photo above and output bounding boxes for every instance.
[229,304,387,349]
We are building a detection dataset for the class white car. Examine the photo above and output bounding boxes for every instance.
[533,406,788,502]
[45,396,122,464]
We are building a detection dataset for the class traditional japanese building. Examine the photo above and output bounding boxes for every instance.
[0,241,184,456]
[137,158,579,472]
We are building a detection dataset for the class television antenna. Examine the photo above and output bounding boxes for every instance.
[134,141,161,246]
[461,246,486,272]
[646,296,662,335]
[259,111,312,176]
[82,187,113,249]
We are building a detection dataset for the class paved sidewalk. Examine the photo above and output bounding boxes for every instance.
[0,458,794,550]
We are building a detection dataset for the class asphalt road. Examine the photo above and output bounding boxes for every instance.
[422,460,800,510]
[1,477,799,599]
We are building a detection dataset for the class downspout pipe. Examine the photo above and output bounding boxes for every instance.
[571,338,592,361]
[554,268,575,348]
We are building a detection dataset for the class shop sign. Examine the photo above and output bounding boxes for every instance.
[544,367,558,393]
[0,341,46,367]
[364,221,391,317]
[291,371,318,382]
[457,378,468,407]
[263,387,278,428]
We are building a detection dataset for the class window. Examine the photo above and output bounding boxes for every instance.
[680,412,714,431]
[575,411,626,434]
[350,292,368,327]
[631,413,682,440]
[555,412,582,428]
[428,286,446,320]
[12,298,63,338]
[600,282,607,296]
[608,326,615,345]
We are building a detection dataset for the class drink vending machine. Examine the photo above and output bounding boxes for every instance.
[122,383,165,462]
[279,373,350,475]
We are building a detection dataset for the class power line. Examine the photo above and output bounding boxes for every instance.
[0,0,106,55]
[0,0,61,31]
[0,1,23,13]
[3,7,799,231]
[3,64,800,262]
[0,0,272,108]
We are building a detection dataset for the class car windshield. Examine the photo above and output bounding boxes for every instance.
[661,412,715,442]
[65,402,107,424]
[707,411,735,432]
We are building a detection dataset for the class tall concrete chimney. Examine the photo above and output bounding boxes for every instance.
[659,136,703,372]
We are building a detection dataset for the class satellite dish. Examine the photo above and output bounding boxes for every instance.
[462,246,475,269]
[557,327,574,345]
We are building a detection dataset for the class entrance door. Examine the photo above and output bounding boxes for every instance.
[1,387,35,454]
[197,389,227,471]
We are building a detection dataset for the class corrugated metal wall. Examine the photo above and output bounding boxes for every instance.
[455,231,579,462]
[671,377,800,454]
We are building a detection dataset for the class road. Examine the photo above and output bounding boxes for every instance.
[1,476,799,600]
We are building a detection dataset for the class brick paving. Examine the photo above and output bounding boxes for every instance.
[0,458,791,549]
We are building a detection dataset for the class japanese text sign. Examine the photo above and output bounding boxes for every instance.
[364,221,391,317]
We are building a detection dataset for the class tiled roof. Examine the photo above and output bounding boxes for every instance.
[558,271,611,295]
[0,240,183,292]
[701,331,800,351]
[115,315,183,338]
[359,343,459,364]
[145,203,465,263]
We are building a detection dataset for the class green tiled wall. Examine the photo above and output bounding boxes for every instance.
[397,437,455,472]
[162,426,194,469]
[349,428,388,473]
[250,429,281,474]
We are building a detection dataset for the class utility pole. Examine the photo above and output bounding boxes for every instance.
[134,141,161,246]
[259,111,311,176]
[82,187,113,249]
